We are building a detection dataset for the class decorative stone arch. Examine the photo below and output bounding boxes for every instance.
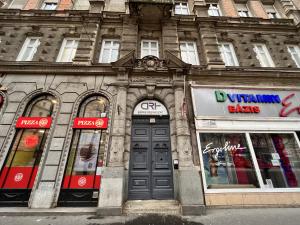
[124,89,177,170]
[53,89,115,206]
[0,91,7,126]
[0,89,60,206]
[0,89,61,174]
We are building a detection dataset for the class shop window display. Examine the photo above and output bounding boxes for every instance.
[200,133,259,189]
[250,133,300,188]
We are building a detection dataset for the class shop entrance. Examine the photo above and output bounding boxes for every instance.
[128,100,174,200]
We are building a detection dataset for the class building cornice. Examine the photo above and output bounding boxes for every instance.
[0,62,115,75]
[189,67,300,80]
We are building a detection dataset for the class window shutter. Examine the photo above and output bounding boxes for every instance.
[74,0,90,10]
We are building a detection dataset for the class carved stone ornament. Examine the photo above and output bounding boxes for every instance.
[135,55,167,72]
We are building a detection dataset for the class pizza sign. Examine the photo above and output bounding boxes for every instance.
[16,117,52,129]
[73,117,108,129]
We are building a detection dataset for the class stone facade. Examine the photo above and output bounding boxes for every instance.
[0,0,299,215]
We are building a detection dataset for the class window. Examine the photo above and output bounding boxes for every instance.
[208,3,221,16]
[0,95,56,190]
[250,133,300,188]
[141,40,159,58]
[56,39,79,62]
[287,45,300,68]
[9,0,27,9]
[264,5,280,19]
[60,96,109,192]
[73,0,90,10]
[41,2,57,10]
[199,132,300,190]
[99,39,120,63]
[253,44,275,67]
[180,41,200,65]
[200,133,259,189]
[16,37,40,61]
[236,3,251,17]
[175,2,189,15]
[218,42,239,66]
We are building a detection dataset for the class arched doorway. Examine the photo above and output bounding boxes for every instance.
[0,95,56,206]
[58,95,109,206]
[128,100,174,200]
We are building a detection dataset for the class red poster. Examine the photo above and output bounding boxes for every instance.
[73,117,108,129]
[16,117,52,129]
[65,175,101,189]
[2,166,38,189]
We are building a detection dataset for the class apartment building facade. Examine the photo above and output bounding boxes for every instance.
[0,0,300,215]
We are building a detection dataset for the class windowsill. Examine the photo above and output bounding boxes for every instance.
[196,16,294,26]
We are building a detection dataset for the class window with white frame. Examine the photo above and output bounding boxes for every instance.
[253,44,275,67]
[218,42,239,66]
[175,2,189,15]
[56,38,79,62]
[208,3,221,16]
[287,45,300,68]
[199,132,300,190]
[73,0,90,10]
[264,5,280,19]
[99,39,120,63]
[16,37,40,61]
[141,40,159,58]
[236,3,251,17]
[180,41,200,65]
[9,0,27,9]
[41,2,57,10]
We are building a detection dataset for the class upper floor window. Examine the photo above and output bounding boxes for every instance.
[287,45,300,68]
[56,38,79,62]
[253,44,275,67]
[236,3,251,17]
[218,42,239,66]
[264,5,280,19]
[141,40,159,58]
[41,2,57,10]
[16,37,40,61]
[73,0,90,10]
[208,3,221,16]
[9,0,26,9]
[175,2,189,15]
[99,39,120,63]
[180,41,200,65]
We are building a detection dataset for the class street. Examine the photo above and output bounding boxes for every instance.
[1,208,300,225]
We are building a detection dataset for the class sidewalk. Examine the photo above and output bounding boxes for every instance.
[0,207,300,225]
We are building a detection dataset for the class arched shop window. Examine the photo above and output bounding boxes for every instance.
[59,95,109,206]
[0,95,56,205]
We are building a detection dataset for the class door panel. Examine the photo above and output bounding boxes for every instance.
[128,117,174,200]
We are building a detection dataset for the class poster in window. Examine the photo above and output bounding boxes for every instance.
[73,132,101,172]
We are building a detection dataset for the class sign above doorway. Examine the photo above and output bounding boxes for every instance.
[133,100,168,116]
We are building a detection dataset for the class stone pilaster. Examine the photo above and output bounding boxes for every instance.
[97,71,128,216]
[162,20,180,58]
[73,23,99,65]
[89,0,105,13]
[108,83,128,166]
[193,0,209,17]
[120,17,138,58]
[173,76,205,215]
[197,22,224,69]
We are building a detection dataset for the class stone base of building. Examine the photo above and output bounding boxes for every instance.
[205,193,300,207]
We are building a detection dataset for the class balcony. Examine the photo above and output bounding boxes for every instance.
[129,0,174,21]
